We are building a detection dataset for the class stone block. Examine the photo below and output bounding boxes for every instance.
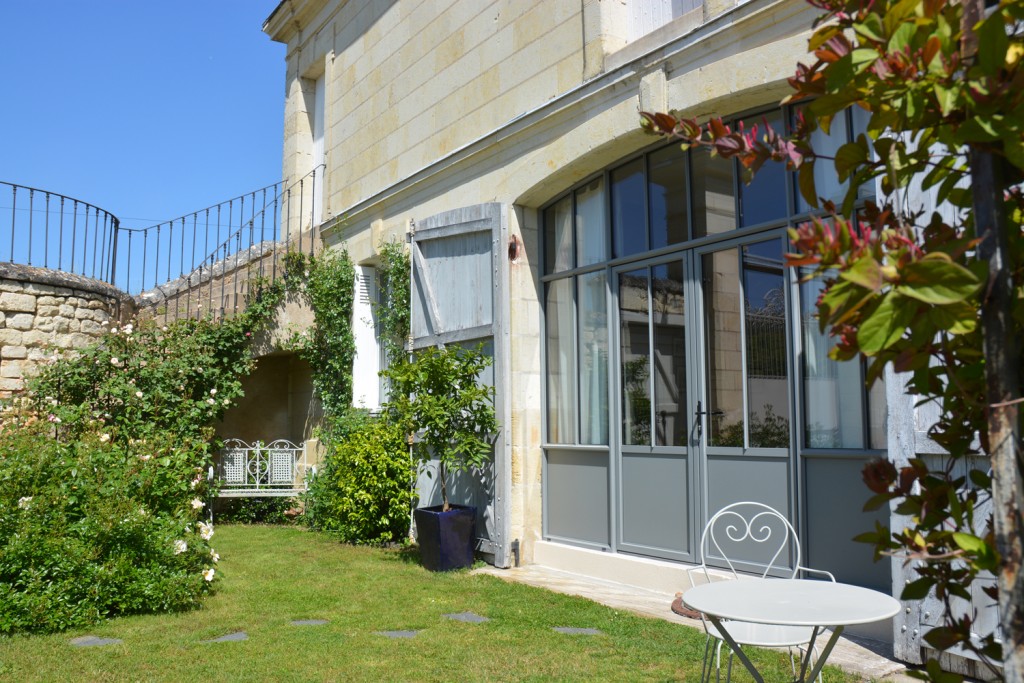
[0,329,23,346]
[68,333,93,348]
[22,330,52,348]
[22,283,56,296]
[58,304,75,317]
[80,319,106,335]
[1,361,23,379]
[0,378,22,392]
[0,292,36,313]
[2,345,27,360]
[35,317,71,334]
[36,306,58,318]
[86,300,106,310]
[7,314,34,330]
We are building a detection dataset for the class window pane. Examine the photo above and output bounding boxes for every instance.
[692,147,736,238]
[703,250,744,446]
[544,195,573,274]
[579,271,609,445]
[743,239,789,448]
[612,159,647,258]
[649,144,689,249]
[801,275,864,449]
[576,178,607,267]
[851,106,876,201]
[738,112,788,226]
[619,268,651,446]
[546,279,576,443]
[796,111,849,213]
[652,262,687,446]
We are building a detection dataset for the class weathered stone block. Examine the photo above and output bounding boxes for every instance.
[22,283,56,296]
[0,377,23,392]
[80,319,106,335]
[0,329,23,346]
[58,304,75,317]
[7,314,34,331]
[1,361,23,379]
[0,292,36,313]
[67,333,94,348]
[2,345,28,360]
[36,306,59,318]
[22,331,53,348]
[35,317,71,334]
[86,300,106,310]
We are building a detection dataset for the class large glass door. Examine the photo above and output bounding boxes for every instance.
[614,256,696,562]
[694,233,797,571]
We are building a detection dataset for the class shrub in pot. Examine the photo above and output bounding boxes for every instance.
[382,344,497,570]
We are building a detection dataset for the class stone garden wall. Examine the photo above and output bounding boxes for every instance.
[0,263,135,398]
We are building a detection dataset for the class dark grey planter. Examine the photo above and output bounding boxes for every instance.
[414,504,476,571]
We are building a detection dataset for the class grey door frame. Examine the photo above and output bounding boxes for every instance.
[610,251,700,563]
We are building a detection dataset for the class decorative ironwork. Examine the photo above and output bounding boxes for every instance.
[215,439,312,498]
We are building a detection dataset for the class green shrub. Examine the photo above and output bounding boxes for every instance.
[0,291,281,634]
[0,408,218,633]
[305,417,414,545]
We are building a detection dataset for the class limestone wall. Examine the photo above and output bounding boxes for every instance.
[0,263,135,398]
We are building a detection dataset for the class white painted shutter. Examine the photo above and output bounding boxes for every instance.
[351,266,381,410]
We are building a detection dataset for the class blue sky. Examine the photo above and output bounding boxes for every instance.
[0,1,285,231]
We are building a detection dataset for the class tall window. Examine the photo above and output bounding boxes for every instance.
[542,104,885,453]
[352,265,381,411]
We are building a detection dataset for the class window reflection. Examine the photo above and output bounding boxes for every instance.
[652,262,686,446]
[743,240,789,448]
[703,249,744,446]
[649,145,688,249]
[546,279,575,443]
[692,147,736,237]
[612,159,646,258]
[579,271,609,444]
[619,269,651,446]
[576,179,607,267]
[544,195,573,274]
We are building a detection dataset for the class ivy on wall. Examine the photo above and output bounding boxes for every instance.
[375,240,411,368]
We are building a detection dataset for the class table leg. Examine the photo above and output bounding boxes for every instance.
[798,625,844,683]
[704,615,764,683]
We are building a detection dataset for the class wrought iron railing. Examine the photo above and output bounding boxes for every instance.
[1,181,120,282]
[1,166,324,314]
[215,439,313,498]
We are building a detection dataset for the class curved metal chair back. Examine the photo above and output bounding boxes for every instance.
[696,501,801,582]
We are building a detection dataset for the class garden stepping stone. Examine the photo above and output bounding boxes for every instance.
[202,631,248,643]
[291,619,329,626]
[70,636,123,647]
[553,627,602,635]
[443,612,489,623]
[376,630,419,638]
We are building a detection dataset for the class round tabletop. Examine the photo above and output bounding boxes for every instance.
[683,579,901,627]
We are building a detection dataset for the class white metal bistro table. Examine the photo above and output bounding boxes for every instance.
[683,578,900,682]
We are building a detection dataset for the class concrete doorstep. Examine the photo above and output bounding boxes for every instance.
[474,564,914,682]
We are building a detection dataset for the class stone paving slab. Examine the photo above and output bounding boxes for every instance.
[443,612,489,623]
[553,627,602,635]
[69,636,122,647]
[377,630,418,638]
[291,619,329,626]
[475,564,910,681]
[202,631,248,643]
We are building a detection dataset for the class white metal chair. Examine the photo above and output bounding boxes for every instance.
[687,501,835,683]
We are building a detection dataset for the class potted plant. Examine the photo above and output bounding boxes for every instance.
[382,344,498,571]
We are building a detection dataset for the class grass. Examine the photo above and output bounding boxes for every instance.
[0,525,857,682]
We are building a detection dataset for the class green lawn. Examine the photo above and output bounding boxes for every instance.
[0,525,854,682]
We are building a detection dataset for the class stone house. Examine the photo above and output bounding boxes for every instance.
[262,0,995,667]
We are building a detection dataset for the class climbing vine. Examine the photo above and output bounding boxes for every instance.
[375,240,411,366]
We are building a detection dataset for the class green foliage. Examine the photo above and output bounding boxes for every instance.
[304,416,414,544]
[0,284,280,633]
[382,344,498,511]
[286,249,356,433]
[0,407,218,633]
[376,240,411,367]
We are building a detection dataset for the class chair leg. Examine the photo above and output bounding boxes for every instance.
[699,635,713,683]
[726,647,735,683]
[715,639,723,683]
